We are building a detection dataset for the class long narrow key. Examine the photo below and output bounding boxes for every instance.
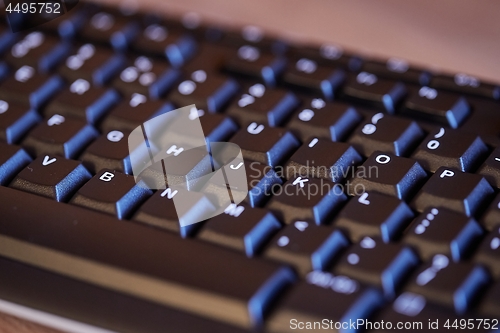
[474,225,500,279]
[0,66,63,110]
[333,236,418,298]
[80,129,132,174]
[481,193,500,232]
[70,169,151,219]
[0,143,31,185]
[169,70,239,113]
[9,155,91,201]
[224,45,287,86]
[229,124,299,167]
[4,31,69,72]
[404,207,483,262]
[431,73,500,100]
[58,44,126,86]
[264,223,347,275]
[411,127,488,173]
[334,192,414,243]
[0,186,295,328]
[411,167,494,217]
[477,147,500,188]
[267,271,383,332]
[282,57,345,100]
[346,151,427,200]
[405,254,490,314]
[0,99,40,143]
[226,84,299,127]
[267,177,347,225]
[361,58,432,85]
[133,187,216,238]
[403,86,470,128]
[44,78,120,125]
[100,95,173,133]
[22,114,98,159]
[111,56,180,99]
[348,112,424,157]
[285,139,362,182]
[342,72,407,113]
[199,205,281,257]
[287,98,362,142]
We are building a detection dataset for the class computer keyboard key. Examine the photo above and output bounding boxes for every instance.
[342,72,408,113]
[264,224,348,275]
[227,84,299,127]
[334,192,414,243]
[198,112,238,145]
[79,129,132,174]
[411,167,494,217]
[403,86,470,128]
[373,292,475,332]
[291,43,363,71]
[333,237,418,298]
[474,225,500,279]
[225,46,287,86]
[199,205,281,257]
[44,79,121,125]
[411,127,488,173]
[267,177,347,225]
[70,169,151,219]
[9,155,91,201]
[282,58,345,100]
[221,26,288,55]
[22,114,98,159]
[361,58,432,85]
[477,282,500,319]
[229,124,299,167]
[285,139,362,182]
[80,11,138,50]
[348,113,424,157]
[131,23,197,67]
[4,32,68,72]
[0,143,32,185]
[100,96,173,133]
[0,186,295,328]
[460,97,500,148]
[133,187,216,238]
[0,100,40,144]
[59,44,126,86]
[267,272,383,333]
[405,254,490,314]
[286,98,362,142]
[404,207,483,262]
[481,193,500,232]
[0,66,63,110]
[477,147,500,188]
[431,73,500,100]
[169,70,239,113]
[112,56,180,98]
[347,151,427,200]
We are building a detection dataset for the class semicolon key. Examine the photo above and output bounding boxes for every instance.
[9,155,91,202]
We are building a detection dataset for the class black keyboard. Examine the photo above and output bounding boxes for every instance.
[0,2,499,333]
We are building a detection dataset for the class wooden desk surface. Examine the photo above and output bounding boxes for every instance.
[2,0,499,332]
